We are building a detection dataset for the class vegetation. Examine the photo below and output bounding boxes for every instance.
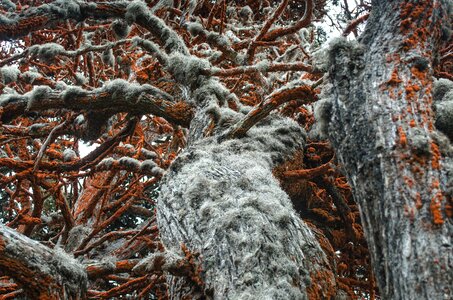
[0,0,451,299]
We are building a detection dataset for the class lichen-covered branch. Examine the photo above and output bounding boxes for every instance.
[1,79,193,129]
[223,82,317,139]
[0,223,87,299]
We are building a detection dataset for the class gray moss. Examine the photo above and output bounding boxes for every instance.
[407,128,431,155]
[434,94,453,141]
[191,78,238,107]
[0,223,87,298]
[74,114,85,125]
[0,65,19,84]
[256,59,270,72]
[187,22,231,50]
[0,91,27,106]
[63,149,77,162]
[98,157,115,170]
[101,49,115,67]
[0,0,16,11]
[30,43,65,63]
[64,225,90,252]
[150,0,173,13]
[445,157,453,199]
[187,22,204,36]
[327,37,365,75]
[22,71,42,84]
[125,1,188,54]
[47,0,81,19]
[226,6,237,18]
[431,131,453,157]
[55,81,68,90]
[27,86,52,110]
[151,166,165,176]
[239,5,253,20]
[133,250,183,274]
[102,79,172,103]
[140,159,157,173]
[167,53,210,88]
[29,123,48,133]
[312,96,333,139]
[433,79,453,102]
[311,46,330,72]
[63,86,88,104]
[103,79,129,101]
[0,14,15,26]
[140,148,157,159]
[133,37,168,65]
[111,19,130,39]
[125,0,148,24]
[74,72,87,85]
[118,157,141,170]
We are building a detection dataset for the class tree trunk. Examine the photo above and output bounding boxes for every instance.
[157,112,337,298]
[324,1,452,299]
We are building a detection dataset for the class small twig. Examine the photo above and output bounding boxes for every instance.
[262,0,313,41]
[33,120,68,173]
[311,77,323,89]
[284,157,333,179]
[245,0,289,63]
[342,13,370,37]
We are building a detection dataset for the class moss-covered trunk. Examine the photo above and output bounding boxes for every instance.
[157,111,337,298]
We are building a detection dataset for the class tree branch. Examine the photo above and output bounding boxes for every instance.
[202,62,317,77]
[0,224,87,299]
[1,80,193,127]
[222,81,317,139]
[262,0,313,41]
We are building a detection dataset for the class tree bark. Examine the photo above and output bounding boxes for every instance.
[324,1,452,299]
[0,224,87,299]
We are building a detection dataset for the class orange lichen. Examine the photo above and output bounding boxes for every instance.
[307,147,316,153]
[405,83,421,101]
[431,142,440,169]
[409,119,416,127]
[398,127,407,147]
[411,66,428,82]
[405,177,415,188]
[432,180,440,190]
[430,192,444,225]
[400,1,434,52]
[387,69,403,86]
[415,192,423,209]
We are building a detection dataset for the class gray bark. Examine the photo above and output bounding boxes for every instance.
[323,1,453,299]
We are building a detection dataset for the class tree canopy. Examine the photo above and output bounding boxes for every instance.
[0,0,451,299]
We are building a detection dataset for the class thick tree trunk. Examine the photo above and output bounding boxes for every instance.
[324,1,452,299]
[157,113,337,298]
